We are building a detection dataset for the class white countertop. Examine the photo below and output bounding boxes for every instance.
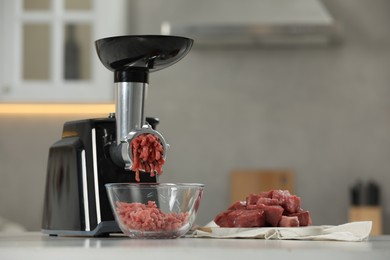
[0,232,389,260]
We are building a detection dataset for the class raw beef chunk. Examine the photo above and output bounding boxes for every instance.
[214,210,233,227]
[215,209,265,228]
[289,211,312,226]
[214,190,312,228]
[246,193,261,205]
[228,201,246,210]
[256,197,280,206]
[271,190,300,213]
[229,210,265,227]
[279,216,299,227]
[284,195,301,213]
[257,205,284,227]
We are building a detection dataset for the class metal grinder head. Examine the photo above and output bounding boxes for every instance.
[95,35,193,171]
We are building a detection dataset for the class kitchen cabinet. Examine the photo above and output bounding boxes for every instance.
[0,0,128,103]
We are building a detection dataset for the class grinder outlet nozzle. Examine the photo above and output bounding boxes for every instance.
[120,126,168,181]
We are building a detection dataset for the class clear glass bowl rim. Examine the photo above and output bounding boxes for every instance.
[105,182,205,189]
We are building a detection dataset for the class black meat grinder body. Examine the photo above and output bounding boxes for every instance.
[41,117,158,237]
[41,35,193,237]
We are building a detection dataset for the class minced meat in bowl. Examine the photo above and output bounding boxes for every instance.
[105,183,204,239]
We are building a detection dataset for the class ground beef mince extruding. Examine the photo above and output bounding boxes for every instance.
[130,133,165,182]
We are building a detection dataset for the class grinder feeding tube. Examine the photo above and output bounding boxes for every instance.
[95,35,193,181]
[111,67,168,181]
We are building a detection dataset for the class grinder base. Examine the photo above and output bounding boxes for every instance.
[42,117,157,237]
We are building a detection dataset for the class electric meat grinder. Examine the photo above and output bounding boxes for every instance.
[42,35,193,236]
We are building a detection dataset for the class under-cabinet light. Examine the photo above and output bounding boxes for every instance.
[0,104,115,115]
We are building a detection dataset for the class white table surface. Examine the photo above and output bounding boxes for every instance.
[0,232,389,260]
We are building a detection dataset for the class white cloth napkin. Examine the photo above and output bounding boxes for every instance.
[190,221,372,242]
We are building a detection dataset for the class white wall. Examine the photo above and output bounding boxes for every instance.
[0,0,389,233]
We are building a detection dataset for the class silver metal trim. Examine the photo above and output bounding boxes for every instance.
[81,150,90,231]
[162,23,342,46]
[91,128,101,224]
[115,82,148,144]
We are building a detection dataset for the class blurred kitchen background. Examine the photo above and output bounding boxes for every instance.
[0,0,389,233]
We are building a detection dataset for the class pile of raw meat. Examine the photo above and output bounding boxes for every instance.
[130,134,165,182]
[214,190,312,228]
[116,201,189,231]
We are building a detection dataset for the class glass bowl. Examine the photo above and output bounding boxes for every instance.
[105,183,204,239]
